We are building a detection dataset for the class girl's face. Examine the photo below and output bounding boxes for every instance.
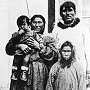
[61,6,75,24]
[61,46,72,60]
[31,17,44,34]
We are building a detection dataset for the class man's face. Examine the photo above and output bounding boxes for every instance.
[31,17,44,34]
[61,6,75,24]
[61,46,72,60]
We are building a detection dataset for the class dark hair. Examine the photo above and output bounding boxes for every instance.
[30,15,46,34]
[59,41,75,68]
[60,41,73,51]
[30,15,46,26]
[17,15,30,27]
[60,1,76,17]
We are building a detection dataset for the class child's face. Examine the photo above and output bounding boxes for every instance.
[19,19,29,31]
[61,46,72,60]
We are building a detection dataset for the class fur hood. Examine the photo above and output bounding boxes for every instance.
[57,18,80,29]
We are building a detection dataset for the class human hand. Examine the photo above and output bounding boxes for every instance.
[17,44,31,54]
[26,37,40,49]
[17,44,29,51]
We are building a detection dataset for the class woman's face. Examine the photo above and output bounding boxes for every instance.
[31,17,44,34]
[61,6,75,24]
[61,46,72,60]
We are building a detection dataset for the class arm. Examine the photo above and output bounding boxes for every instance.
[6,29,27,55]
[82,26,90,76]
[46,62,60,90]
[46,65,56,90]
[46,73,54,90]
[75,62,86,90]
[5,32,22,55]
[78,68,86,90]
[25,35,58,63]
[17,44,31,55]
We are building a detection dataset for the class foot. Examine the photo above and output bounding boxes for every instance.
[20,70,27,81]
[11,70,18,80]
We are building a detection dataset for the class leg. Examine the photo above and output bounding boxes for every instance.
[10,55,23,90]
[11,55,22,80]
[20,54,30,81]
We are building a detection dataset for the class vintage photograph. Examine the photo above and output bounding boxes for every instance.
[0,0,90,90]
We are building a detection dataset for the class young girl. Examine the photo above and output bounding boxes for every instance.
[46,41,86,90]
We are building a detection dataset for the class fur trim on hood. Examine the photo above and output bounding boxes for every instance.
[57,18,80,29]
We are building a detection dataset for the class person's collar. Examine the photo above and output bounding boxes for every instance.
[57,18,80,29]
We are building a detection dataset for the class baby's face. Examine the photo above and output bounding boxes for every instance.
[19,22,29,31]
[19,18,30,31]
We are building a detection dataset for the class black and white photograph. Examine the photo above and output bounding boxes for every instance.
[0,0,90,90]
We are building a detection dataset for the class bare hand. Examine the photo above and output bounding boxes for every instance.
[17,44,29,51]
[26,37,40,49]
